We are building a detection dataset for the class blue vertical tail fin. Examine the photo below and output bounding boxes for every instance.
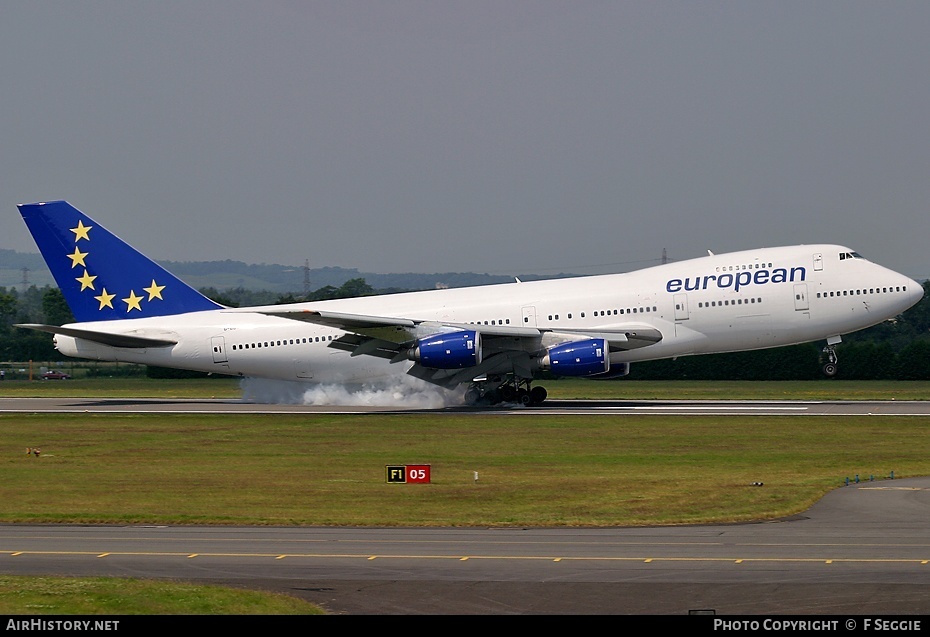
[18,200,223,323]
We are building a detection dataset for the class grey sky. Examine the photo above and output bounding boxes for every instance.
[2,2,928,279]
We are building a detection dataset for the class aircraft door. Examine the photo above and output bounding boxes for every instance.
[210,336,228,363]
[673,294,689,320]
[522,306,537,327]
[813,253,823,271]
[793,284,809,311]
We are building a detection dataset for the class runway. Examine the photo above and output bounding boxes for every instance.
[1,397,929,615]
[2,396,930,416]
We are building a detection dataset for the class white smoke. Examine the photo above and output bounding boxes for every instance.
[239,375,464,408]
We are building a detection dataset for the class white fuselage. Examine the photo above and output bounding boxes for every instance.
[51,244,923,384]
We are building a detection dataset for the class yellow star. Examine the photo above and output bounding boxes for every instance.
[75,269,97,291]
[67,247,88,268]
[95,288,115,310]
[143,279,166,301]
[122,290,143,312]
[70,220,92,242]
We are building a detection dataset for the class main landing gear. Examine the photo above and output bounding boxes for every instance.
[464,377,548,406]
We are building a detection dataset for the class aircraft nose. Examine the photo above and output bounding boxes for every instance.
[905,276,925,309]
[910,277,925,300]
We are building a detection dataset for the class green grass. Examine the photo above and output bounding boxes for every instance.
[0,575,322,614]
[543,379,930,401]
[0,377,242,398]
[3,411,927,527]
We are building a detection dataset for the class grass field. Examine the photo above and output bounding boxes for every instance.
[3,376,930,526]
[4,378,929,527]
[4,411,927,526]
[0,576,322,615]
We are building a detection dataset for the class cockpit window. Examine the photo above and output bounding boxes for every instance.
[839,252,865,261]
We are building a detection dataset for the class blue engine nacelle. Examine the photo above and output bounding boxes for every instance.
[541,338,609,377]
[411,330,482,369]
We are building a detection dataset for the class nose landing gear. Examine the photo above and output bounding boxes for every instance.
[821,345,838,377]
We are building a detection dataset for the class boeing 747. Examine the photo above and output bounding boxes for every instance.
[16,201,924,405]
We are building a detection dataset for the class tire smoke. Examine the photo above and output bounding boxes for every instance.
[240,376,464,408]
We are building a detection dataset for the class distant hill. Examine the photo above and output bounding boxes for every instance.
[0,249,54,288]
[0,248,575,293]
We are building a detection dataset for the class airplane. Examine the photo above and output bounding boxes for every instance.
[15,200,925,405]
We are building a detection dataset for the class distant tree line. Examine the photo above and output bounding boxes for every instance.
[627,340,930,381]
[3,279,929,380]
[196,277,384,308]
[0,285,74,361]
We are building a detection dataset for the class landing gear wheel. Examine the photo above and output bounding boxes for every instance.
[821,345,839,378]
[465,380,546,407]
[500,385,517,402]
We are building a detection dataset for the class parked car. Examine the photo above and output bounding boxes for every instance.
[41,370,71,380]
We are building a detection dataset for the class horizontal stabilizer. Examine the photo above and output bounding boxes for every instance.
[15,324,177,349]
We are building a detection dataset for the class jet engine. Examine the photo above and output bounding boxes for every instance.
[539,338,609,377]
[409,330,482,369]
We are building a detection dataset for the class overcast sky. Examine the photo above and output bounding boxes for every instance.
[2,2,928,279]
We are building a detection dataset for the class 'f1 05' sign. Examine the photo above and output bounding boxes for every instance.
[386,465,431,484]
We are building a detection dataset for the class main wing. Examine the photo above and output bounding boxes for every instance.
[258,309,662,387]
